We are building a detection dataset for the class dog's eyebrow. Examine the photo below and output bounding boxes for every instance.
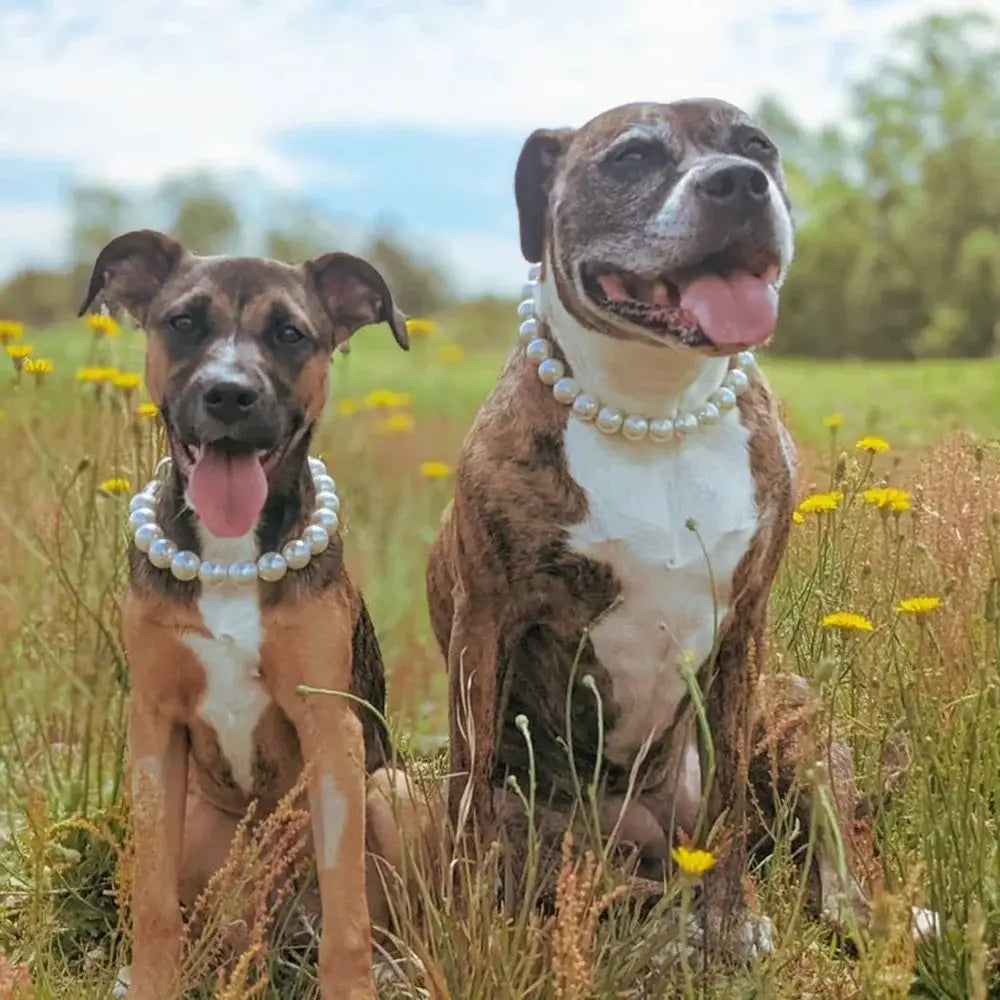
[607,124,670,148]
[262,300,317,339]
[165,292,212,318]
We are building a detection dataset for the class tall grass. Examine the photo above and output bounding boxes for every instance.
[2,318,1000,997]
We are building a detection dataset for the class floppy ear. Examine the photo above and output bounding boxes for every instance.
[514,128,575,263]
[78,229,186,322]
[305,252,409,351]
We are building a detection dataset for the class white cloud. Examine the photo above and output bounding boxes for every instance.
[0,205,71,278]
[0,0,996,289]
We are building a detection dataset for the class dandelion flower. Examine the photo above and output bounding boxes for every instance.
[24,357,53,385]
[823,413,844,430]
[112,371,143,392]
[84,313,120,337]
[406,317,437,339]
[791,511,805,525]
[336,399,360,417]
[672,845,715,878]
[856,436,889,454]
[99,477,131,496]
[5,343,31,360]
[862,486,910,509]
[0,320,24,343]
[821,611,874,632]
[364,389,411,410]
[420,461,453,480]
[135,402,160,419]
[796,491,843,515]
[896,596,941,615]
[76,366,118,384]
[377,412,415,435]
[437,345,465,365]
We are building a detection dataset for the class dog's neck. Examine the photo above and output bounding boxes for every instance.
[537,269,731,418]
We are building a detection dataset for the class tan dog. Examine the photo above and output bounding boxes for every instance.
[80,231,417,999]
[426,100,885,955]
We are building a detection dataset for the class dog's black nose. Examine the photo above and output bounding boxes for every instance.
[698,163,770,207]
[202,380,259,424]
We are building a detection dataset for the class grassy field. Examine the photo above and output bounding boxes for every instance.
[3,308,1000,998]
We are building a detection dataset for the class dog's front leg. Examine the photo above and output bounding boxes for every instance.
[447,588,500,854]
[272,628,374,1000]
[128,692,188,1000]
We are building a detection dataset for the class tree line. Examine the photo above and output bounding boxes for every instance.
[1,11,997,359]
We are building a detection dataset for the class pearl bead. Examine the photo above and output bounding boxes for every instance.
[311,507,340,533]
[528,263,541,280]
[133,523,163,553]
[257,552,288,583]
[129,492,157,513]
[649,417,676,442]
[521,280,538,299]
[154,457,173,481]
[148,538,178,569]
[518,318,538,343]
[282,539,312,571]
[169,550,200,582]
[537,357,564,386]
[552,377,580,405]
[622,414,649,441]
[313,474,336,494]
[525,338,552,364]
[675,413,699,435]
[698,402,720,426]
[596,407,624,434]
[229,561,259,585]
[302,524,330,554]
[198,561,229,586]
[572,393,600,421]
[736,351,756,369]
[713,387,738,411]
[308,457,327,476]
[128,507,157,529]
[724,368,749,393]
[315,491,340,513]
[517,299,535,319]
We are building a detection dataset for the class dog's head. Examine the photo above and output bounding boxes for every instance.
[80,230,408,537]
[516,99,793,355]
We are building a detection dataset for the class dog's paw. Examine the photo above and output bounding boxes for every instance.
[911,906,940,942]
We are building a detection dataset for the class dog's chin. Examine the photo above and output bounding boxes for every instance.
[579,252,781,356]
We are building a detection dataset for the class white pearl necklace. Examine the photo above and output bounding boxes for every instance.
[126,455,341,585]
[517,264,756,442]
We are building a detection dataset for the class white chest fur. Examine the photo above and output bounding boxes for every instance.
[564,416,758,765]
[181,530,272,794]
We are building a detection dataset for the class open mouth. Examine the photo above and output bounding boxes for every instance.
[581,253,781,350]
[174,436,286,539]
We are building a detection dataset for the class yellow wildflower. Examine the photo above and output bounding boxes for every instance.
[24,358,52,375]
[420,461,453,480]
[99,477,131,496]
[672,845,715,878]
[862,487,910,509]
[437,344,465,365]
[377,412,415,435]
[364,389,412,410]
[112,371,143,392]
[5,343,32,360]
[84,313,120,337]
[796,491,843,515]
[406,317,438,339]
[823,413,844,430]
[821,611,874,632]
[135,402,160,419]
[0,320,24,343]
[896,596,941,615]
[856,436,889,454]
[791,511,805,525]
[337,399,360,417]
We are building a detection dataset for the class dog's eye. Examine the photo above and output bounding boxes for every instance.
[168,314,196,334]
[275,323,305,346]
[612,141,657,166]
[742,133,774,155]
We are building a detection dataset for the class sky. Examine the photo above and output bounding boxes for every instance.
[0,0,995,296]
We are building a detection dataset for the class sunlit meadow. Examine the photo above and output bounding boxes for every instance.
[5,305,1000,998]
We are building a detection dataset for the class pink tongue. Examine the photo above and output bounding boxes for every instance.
[679,269,778,347]
[188,448,268,538]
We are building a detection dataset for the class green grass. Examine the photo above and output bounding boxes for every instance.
[5,314,1000,998]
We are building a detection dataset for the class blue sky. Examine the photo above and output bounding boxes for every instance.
[0,0,990,295]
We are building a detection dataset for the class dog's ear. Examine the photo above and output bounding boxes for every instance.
[305,252,409,352]
[514,128,575,263]
[78,230,186,322]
